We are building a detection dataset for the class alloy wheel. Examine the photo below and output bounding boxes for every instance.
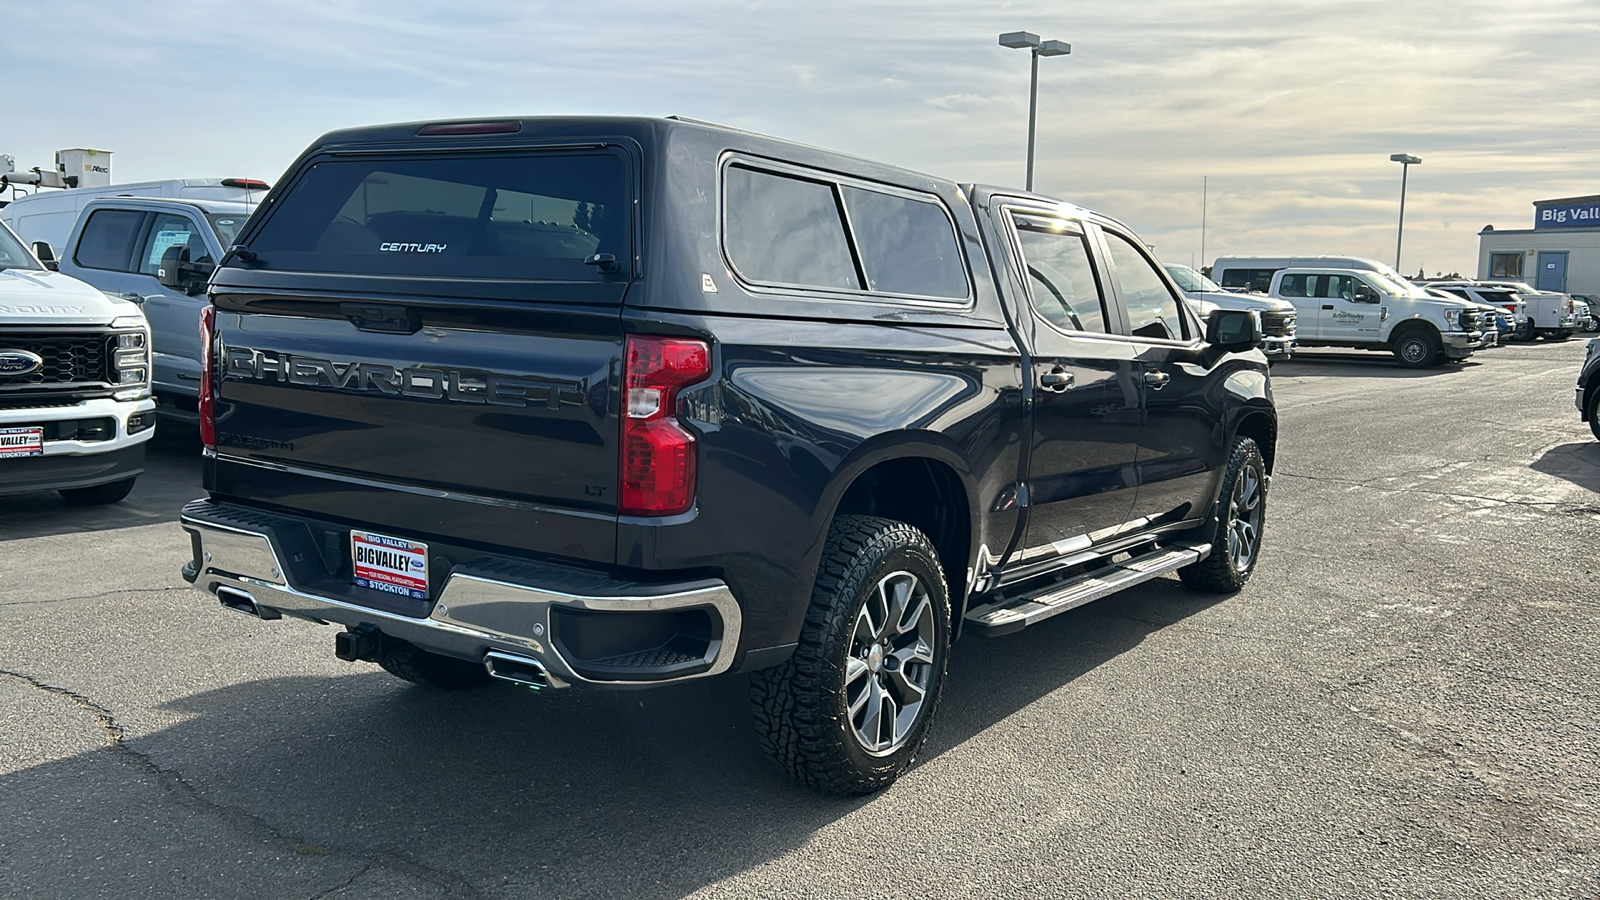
[1227,462,1264,572]
[845,570,936,756]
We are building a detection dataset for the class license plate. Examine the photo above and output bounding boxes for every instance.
[0,426,44,459]
[350,530,429,600]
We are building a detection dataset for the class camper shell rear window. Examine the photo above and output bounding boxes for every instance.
[243,150,631,281]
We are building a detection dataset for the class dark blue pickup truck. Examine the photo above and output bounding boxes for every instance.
[180,116,1277,793]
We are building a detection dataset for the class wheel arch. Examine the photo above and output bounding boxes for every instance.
[820,436,979,623]
[1232,409,1278,475]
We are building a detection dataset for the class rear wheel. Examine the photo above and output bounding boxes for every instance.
[750,515,950,794]
[1517,318,1536,341]
[1589,389,1600,442]
[59,477,137,506]
[1179,437,1266,594]
[1546,330,1572,342]
[1392,327,1441,368]
[377,642,491,690]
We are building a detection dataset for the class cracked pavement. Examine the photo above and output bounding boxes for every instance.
[2,341,1597,898]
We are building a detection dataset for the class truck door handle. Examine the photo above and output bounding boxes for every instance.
[1039,368,1074,392]
[1143,370,1170,389]
[120,292,146,304]
[1321,304,1334,310]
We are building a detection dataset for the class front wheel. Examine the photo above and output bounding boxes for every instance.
[1179,437,1267,594]
[1589,389,1600,443]
[1392,328,1441,368]
[750,515,951,795]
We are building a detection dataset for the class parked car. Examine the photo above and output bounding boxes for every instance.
[1452,280,1577,341]
[1425,287,1504,347]
[178,115,1278,794]
[1164,263,1296,359]
[1578,337,1600,441]
[24,197,253,419]
[1570,295,1600,333]
[0,220,154,503]
[1427,283,1529,340]
[1223,263,1483,367]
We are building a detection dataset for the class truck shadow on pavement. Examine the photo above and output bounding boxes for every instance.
[1269,352,1481,378]
[0,423,202,542]
[2,579,1224,899]
[1529,440,1600,495]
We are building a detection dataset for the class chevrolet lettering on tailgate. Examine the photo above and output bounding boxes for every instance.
[222,347,586,409]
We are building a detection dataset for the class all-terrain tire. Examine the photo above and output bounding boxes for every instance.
[1391,326,1442,368]
[1178,437,1267,594]
[59,477,137,506]
[750,515,951,795]
[377,642,491,690]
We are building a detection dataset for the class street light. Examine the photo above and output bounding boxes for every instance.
[1390,153,1421,272]
[999,31,1071,192]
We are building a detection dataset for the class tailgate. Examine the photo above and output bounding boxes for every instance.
[205,142,637,564]
[211,300,623,562]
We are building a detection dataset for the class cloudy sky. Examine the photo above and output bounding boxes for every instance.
[7,0,1598,275]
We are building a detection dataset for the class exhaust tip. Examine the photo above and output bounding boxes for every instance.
[484,652,550,690]
[216,586,281,620]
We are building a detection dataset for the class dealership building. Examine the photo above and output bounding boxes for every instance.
[1477,194,1600,295]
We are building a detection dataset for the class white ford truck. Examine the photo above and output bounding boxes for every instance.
[1211,256,1484,368]
[0,220,155,504]
[1263,267,1483,367]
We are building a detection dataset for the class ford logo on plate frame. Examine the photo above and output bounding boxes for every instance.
[0,350,45,377]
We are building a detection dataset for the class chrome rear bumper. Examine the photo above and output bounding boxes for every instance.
[180,500,742,689]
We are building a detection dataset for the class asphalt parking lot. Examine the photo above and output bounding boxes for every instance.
[2,339,1597,899]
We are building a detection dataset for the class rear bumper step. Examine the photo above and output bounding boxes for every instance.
[179,499,742,689]
[964,542,1211,637]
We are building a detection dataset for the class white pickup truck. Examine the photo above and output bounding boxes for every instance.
[1261,267,1484,367]
[1431,280,1576,341]
[0,220,155,504]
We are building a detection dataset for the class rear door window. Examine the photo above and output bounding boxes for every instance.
[73,209,147,271]
[245,151,631,280]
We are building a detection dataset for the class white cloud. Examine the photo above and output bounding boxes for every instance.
[4,0,1598,273]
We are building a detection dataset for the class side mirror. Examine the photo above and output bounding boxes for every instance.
[1354,284,1380,303]
[1207,308,1262,352]
[157,245,189,290]
[157,245,214,295]
[32,241,58,271]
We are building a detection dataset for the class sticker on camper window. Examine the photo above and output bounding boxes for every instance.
[350,530,430,600]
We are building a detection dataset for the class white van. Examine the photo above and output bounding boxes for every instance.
[1210,255,1419,294]
[1,177,268,255]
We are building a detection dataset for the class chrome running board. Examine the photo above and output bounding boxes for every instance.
[964,542,1210,637]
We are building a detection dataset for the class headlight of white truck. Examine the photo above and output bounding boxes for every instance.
[109,316,151,399]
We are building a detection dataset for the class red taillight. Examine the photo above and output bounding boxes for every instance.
[198,305,216,449]
[619,336,710,516]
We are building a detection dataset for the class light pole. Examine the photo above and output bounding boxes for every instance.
[999,31,1070,192]
[1390,153,1421,272]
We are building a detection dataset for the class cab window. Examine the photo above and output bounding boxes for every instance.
[1011,215,1110,334]
[1105,232,1187,341]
